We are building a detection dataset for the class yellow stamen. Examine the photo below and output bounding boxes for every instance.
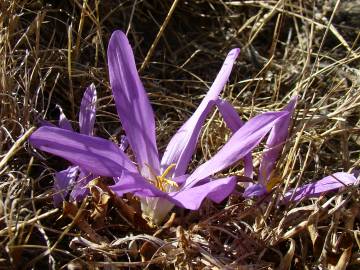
[162,178,179,187]
[160,163,176,179]
[156,163,178,191]
[144,163,178,191]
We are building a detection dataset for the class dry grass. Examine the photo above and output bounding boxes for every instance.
[0,0,359,269]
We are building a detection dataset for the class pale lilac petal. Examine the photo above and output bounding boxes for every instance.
[119,135,129,152]
[162,100,214,175]
[216,99,253,179]
[258,96,297,185]
[168,176,237,210]
[69,170,94,202]
[110,171,165,198]
[216,99,245,130]
[173,174,188,184]
[29,126,137,176]
[107,31,160,175]
[243,183,267,198]
[57,105,73,131]
[53,166,79,207]
[283,172,357,202]
[160,49,240,177]
[184,111,289,188]
[111,174,236,210]
[79,84,97,136]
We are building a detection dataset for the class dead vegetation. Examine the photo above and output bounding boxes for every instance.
[0,0,359,269]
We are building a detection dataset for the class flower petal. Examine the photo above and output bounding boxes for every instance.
[107,30,160,176]
[69,170,95,202]
[184,111,289,188]
[243,183,268,198]
[110,171,172,224]
[53,166,79,207]
[216,99,245,130]
[110,171,165,197]
[258,96,298,185]
[79,84,97,135]
[141,197,175,225]
[160,49,240,177]
[119,135,129,152]
[173,174,188,184]
[168,176,237,210]
[283,172,357,202]
[111,173,236,211]
[29,126,137,176]
[216,99,253,179]
[162,100,214,174]
[112,173,188,195]
[57,105,73,131]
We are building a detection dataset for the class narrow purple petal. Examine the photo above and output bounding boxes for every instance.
[29,126,137,177]
[110,173,236,210]
[258,96,297,185]
[184,111,289,188]
[69,170,95,202]
[161,100,214,175]
[53,166,79,207]
[168,176,237,210]
[160,49,240,177]
[216,99,253,179]
[243,183,268,198]
[283,172,357,202]
[216,99,245,130]
[119,135,129,152]
[112,173,188,193]
[79,84,97,136]
[110,171,165,198]
[173,174,188,184]
[57,105,73,131]
[107,31,160,176]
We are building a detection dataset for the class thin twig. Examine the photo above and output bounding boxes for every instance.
[0,127,35,170]
[139,0,180,73]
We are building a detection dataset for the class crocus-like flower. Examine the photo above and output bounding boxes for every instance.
[245,170,358,202]
[282,172,358,202]
[29,30,290,224]
[43,84,97,206]
[237,97,359,201]
[242,96,298,197]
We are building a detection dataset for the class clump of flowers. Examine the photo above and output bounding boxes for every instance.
[29,30,358,225]
[41,84,97,206]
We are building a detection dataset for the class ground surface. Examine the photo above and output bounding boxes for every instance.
[0,0,359,269]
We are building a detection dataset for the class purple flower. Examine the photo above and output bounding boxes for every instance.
[237,97,358,201]
[40,84,97,206]
[242,96,298,197]
[29,30,289,224]
[283,172,358,202]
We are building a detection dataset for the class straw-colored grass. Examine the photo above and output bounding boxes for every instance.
[0,0,359,269]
